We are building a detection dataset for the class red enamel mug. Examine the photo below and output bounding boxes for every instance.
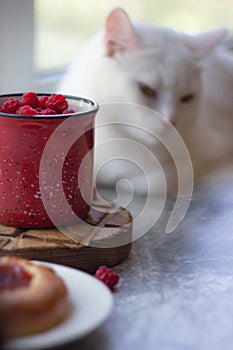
[0,93,98,228]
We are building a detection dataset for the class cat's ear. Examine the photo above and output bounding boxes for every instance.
[104,8,142,57]
[188,28,228,59]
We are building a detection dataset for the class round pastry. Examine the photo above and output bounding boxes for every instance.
[0,256,72,339]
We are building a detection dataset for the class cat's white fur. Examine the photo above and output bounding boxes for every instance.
[59,8,233,195]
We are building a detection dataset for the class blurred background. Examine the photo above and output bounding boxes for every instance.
[35,0,233,73]
[0,0,233,92]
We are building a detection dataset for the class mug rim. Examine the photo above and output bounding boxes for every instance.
[0,93,99,119]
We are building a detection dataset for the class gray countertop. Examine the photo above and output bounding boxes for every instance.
[23,171,233,350]
[60,170,233,350]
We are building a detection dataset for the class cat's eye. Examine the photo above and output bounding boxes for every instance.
[180,94,195,103]
[138,83,157,98]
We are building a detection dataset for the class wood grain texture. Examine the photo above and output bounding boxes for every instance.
[0,200,132,273]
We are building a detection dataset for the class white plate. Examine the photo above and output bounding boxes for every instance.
[4,261,113,350]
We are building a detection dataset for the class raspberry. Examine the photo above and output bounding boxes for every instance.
[63,108,75,114]
[1,98,22,114]
[95,266,119,290]
[39,108,57,115]
[39,95,49,109]
[18,105,38,115]
[0,93,71,116]
[46,94,68,114]
[22,92,40,109]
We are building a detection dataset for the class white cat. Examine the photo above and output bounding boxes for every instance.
[59,8,233,196]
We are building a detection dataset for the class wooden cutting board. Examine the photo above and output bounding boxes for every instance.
[0,200,132,273]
